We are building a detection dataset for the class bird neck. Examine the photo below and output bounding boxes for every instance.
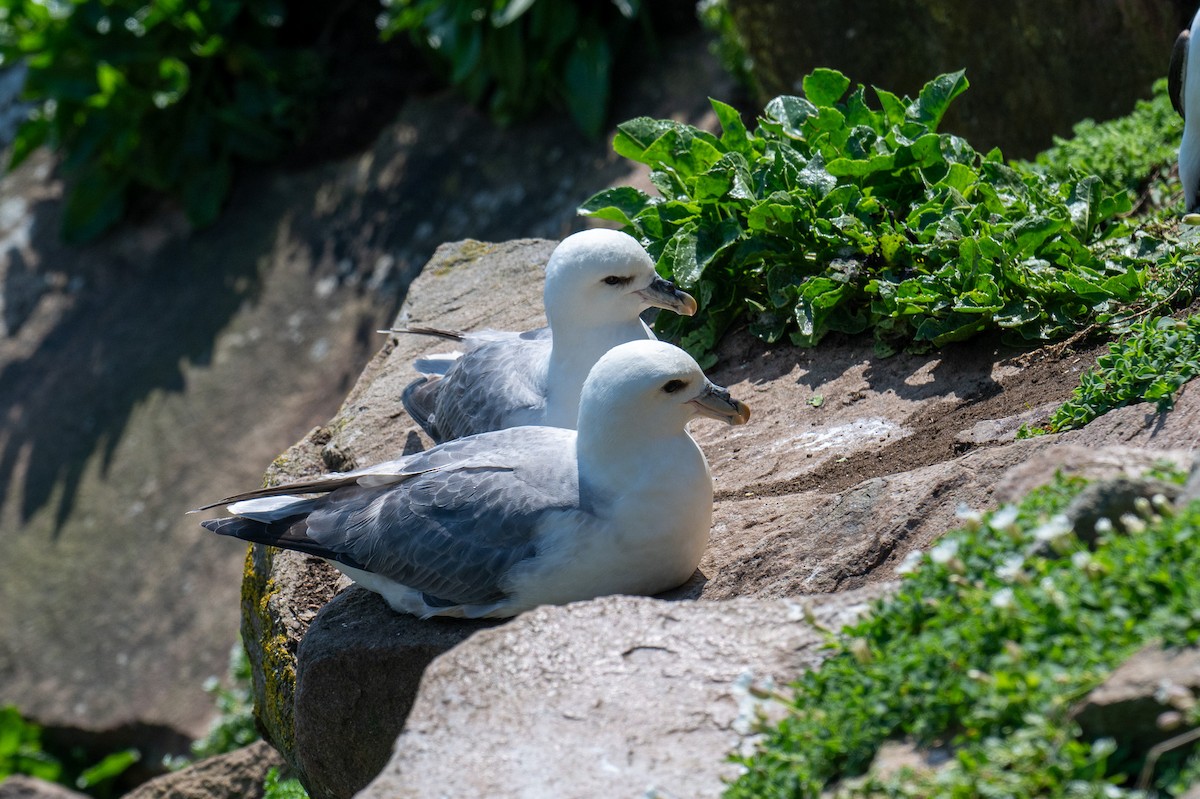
[575,420,704,499]
[542,318,653,428]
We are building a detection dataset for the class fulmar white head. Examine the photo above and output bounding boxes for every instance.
[1171,8,1200,213]
[539,229,698,427]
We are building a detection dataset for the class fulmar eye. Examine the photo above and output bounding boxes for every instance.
[602,275,632,286]
[662,379,687,394]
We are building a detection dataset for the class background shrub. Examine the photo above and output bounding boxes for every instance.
[377,0,652,138]
[0,0,321,243]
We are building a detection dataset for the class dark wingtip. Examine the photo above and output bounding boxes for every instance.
[401,376,442,440]
[1171,28,1190,119]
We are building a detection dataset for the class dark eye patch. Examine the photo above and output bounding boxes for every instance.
[603,275,633,286]
[662,379,688,394]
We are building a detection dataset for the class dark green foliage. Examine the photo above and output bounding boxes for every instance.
[0,0,320,243]
[581,70,1179,366]
[0,704,138,797]
[263,767,309,799]
[728,473,1200,798]
[189,641,258,760]
[377,0,645,137]
[1025,79,1183,208]
[0,705,62,783]
[1022,312,1200,436]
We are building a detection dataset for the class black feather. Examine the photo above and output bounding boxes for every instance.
[200,515,369,571]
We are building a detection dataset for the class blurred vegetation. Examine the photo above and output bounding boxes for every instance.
[377,0,651,138]
[0,704,138,798]
[0,0,322,243]
[0,0,690,243]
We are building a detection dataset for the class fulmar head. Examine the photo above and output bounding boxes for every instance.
[543,229,697,331]
[577,340,750,439]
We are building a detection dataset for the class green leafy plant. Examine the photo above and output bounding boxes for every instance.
[0,704,138,796]
[728,472,1200,798]
[1021,312,1200,436]
[189,640,258,760]
[377,0,646,137]
[581,69,1189,366]
[0,0,319,243]
[263,766,309,799]
[1023,78,1183,210]
[0,705,63,783]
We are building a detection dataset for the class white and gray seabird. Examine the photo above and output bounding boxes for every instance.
[391,229,698,443]
[197,340,750,619]
[1171,6,1200,212]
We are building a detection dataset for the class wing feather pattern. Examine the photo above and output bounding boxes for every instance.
[421,332,552,442]
[201,427,580,606]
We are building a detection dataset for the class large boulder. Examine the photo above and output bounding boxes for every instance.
[359,589,892,799]
[235,236,1200,797]
[726,0,1191,158]
[120,741,285,799]
[0,777,88,799]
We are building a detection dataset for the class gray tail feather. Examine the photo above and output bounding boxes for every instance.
[401,376,443,442]
[200,515,368,571]
[383,325,466,342]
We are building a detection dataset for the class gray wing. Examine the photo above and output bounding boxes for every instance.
[1171,28,1190,119]
[297,427,579,605]
[424,332,553,442]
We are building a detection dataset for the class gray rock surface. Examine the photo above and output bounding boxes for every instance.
[120,741,285,799]
[359,588,892,799]
[727,0,1190,158]
[0,777,88,799]
[293,588,499,799]
[1072,645,1200,752]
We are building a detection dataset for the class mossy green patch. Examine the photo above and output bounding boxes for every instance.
[431,241,499,275]
[240,546,298,758]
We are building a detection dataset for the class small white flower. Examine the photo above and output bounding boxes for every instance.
[1119,513,1147,534]
[1070,551,1092,570]
[930,538,959,565]
[1033,513,1072,544]
[996,554,1025,582]
[1040,576,1067,606]
[991,587,1016,609]
[896,549,924,575]
[955,503,983,523]
[1094,517,1115,535]
[990,505,1019,531]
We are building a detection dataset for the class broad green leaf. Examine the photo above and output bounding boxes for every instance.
[937,161,977,193]
[711,97,750,153]
[802,68,851,108]
[634,126,724,178]
[908,70,968,131]
[827,152,895,178]
[578,186,652,226]
[661,223,701,286]
[873,87,907,126]
[613,117,678,161]
[764,95,818,139]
